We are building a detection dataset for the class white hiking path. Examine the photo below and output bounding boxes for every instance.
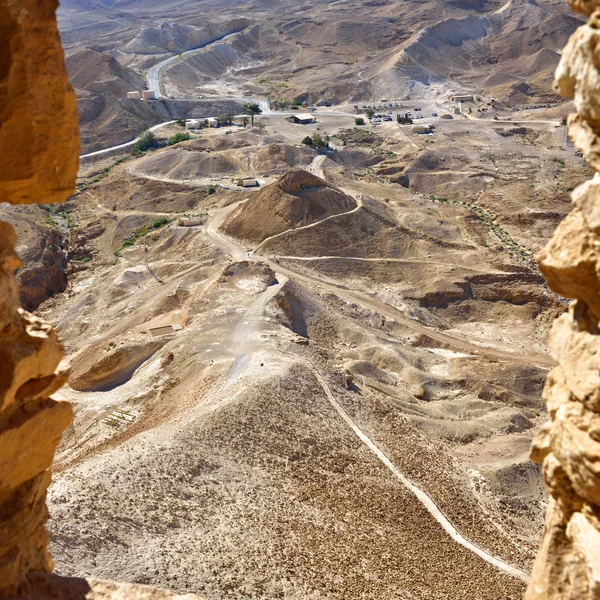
[254,195,364,252]
[269,254,508,275]
[203,201,534,582]
[303,360,531,583]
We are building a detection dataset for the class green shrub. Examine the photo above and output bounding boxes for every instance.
[355,117,365,126]
[133,130,158,154]
[168,132,190,146]
[301,136,313,146]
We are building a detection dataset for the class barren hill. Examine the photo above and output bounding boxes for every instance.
[222,169,357,242]
[66,48,145,96]
[3,1,590,598]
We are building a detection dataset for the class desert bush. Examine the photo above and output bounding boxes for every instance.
[168,132,190,145]
[133,130,158,154]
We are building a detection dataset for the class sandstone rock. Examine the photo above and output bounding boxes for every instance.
[21,573,206,599]
[538,210,600,318]
[0,0,79,206]
[527,2,600,597]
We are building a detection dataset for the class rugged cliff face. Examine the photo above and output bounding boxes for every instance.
[0,0,78,592]
[525,1,600,597]
[0,1,204,598]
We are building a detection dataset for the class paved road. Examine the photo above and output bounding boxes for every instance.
[80,33,356,161]
[80,120,177,160]
[147,30,246,100]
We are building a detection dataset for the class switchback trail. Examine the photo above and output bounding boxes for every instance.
[205,200,553,369]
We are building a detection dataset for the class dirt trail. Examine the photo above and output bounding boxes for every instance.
[255,196,364,251]
[55,267,287,473]
[205,197,553,368]
[303,358,531,583]
[199,206,537,580]
[274,254,508,275]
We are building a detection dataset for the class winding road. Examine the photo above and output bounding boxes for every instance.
[80,29,356,160]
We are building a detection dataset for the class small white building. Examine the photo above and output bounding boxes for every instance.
[451,95,474,102]
[142,90,156,100]
[186,119,201,130]
[237,177,258,188]
[127,91,141,100]
[207,117,219,128]
[413,125,433,134]
[286,114,316,125]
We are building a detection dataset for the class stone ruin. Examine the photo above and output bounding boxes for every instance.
[1,0,600,598]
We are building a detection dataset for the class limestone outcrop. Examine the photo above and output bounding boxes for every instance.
[0,0,80,206]
[525,5,600,598]
[0,0,78,593]
[0,1,204,599]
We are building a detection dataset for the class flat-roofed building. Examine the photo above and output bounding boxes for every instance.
[286,114,316,124]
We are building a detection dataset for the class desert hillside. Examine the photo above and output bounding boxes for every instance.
[2,81,585,595]
[0,0,592,598]
[58,0,582,150]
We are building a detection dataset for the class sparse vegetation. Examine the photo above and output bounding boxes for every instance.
[301,134,330,150]
[77,156,131,192]
[114,217,174,256]
[427,194,536,268]
[168,132,191,146]
[132,130,158,154]
[334,128,382,147]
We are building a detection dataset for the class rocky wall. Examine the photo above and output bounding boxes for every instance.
[525,2,600,598]
[0,0,78,593]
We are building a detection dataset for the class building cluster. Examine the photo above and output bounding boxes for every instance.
[127,90,156,100]
[186,118,219,129]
